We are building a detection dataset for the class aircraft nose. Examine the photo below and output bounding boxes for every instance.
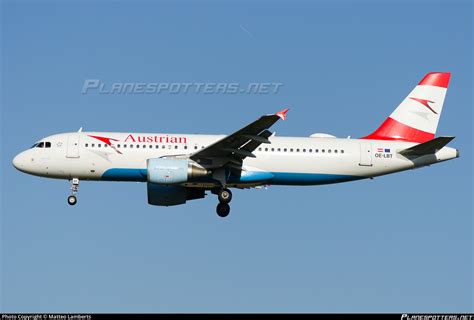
[12,152,27,171]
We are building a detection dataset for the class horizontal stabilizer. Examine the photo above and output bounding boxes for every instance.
[399,136,455,157]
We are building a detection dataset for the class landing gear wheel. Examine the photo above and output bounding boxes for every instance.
[216,203,230,218]
[218,188,232,204]
[68,178,80,206]
[67,195,77,206]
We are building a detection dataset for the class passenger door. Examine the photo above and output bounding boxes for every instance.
[359,142,372,166]
[66,134,80,158]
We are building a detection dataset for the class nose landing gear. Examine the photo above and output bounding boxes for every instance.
[215,188,232,217]
[67,195,77,205]
[67,178,79,206]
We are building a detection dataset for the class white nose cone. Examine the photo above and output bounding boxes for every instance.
[12,154,21,170]
[12,152,27,172]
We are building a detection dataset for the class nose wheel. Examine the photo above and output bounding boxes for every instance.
[67,195,77,205]
[215,188,232,217]
[67,178,80,206]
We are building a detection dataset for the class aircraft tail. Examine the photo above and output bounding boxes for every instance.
[363,72,451,143]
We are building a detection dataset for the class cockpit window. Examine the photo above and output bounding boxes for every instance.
[30,143,38,148]
[33,141,52,148]
[34,141,52,148]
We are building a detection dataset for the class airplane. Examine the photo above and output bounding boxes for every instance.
[12,72,459,217]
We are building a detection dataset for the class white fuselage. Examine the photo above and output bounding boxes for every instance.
[12,132,458,188]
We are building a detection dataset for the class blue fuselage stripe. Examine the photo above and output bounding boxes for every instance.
[102,168,147,181]
[270,172,362,185]
[101,168,363,185]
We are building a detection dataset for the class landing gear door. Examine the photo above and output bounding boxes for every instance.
[66,134,80,158]
[359,142,372,166]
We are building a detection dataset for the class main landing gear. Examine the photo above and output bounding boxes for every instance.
[215,188,232,218]
[67,178,79,206]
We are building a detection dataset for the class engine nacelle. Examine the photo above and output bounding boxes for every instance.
[147,158,208,185]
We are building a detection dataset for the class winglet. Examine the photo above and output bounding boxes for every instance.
[276,108,289,121]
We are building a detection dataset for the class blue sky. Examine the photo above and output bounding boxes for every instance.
[1,0,472,313]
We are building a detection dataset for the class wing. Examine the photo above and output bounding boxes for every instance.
[190,108,289,169]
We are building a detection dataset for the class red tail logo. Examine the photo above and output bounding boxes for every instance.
[409,97,438,114]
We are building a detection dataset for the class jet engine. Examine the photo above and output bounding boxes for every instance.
[146,158,208,185]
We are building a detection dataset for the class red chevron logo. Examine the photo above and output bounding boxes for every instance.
[88,135,122,154]
[409,97,438,114]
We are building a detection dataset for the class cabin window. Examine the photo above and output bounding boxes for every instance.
[341,150,344,154]
[175,145,178,149]
[271,148,274,152]
[129,145,133,148]
[290,148,293,152]
[149,145,152,149]
[284,148,287,152]
[322,149,325,153]
[265,148,268,152]
[296,148,300,152]
[277,148,281,152]
[334,149,338,153]
[104,144,108,148]
[184,146,187,150]
[85,143,89,147]
[98,144,102,148]
[303,149,306,153]
[258,148,262,151]
[328,149,332,153]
